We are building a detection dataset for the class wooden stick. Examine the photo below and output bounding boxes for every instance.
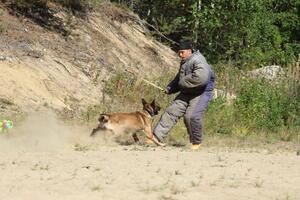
[140,78,164,91]
[125,69,164,91]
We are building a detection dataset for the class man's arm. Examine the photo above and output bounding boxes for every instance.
[166,72,180,94]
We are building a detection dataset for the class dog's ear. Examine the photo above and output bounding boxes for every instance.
[151,99,155,106]
[142,98,147,106]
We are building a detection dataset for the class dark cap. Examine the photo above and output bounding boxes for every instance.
[178,41,193,50]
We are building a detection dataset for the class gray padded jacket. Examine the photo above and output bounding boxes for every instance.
[167,50,215,95]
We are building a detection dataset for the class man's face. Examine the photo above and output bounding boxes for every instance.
[178,49,192,60]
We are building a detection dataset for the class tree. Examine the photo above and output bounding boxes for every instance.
[114,0,299,68]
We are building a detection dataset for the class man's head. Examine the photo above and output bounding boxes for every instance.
[178,41,193,60]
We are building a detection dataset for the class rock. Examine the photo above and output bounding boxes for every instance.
[247,65,283,80]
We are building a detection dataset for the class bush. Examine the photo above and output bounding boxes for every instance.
[103,72,174,108]
[234,70,299,132]
[236,79,280,130]
[204,63,299,142]
[3,0,102,12]
[205,97,235,136]
[57,0,102,12]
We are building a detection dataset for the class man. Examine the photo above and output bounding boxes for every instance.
[153,41,215,150]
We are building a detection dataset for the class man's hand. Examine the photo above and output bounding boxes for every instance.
[164,87,170,94]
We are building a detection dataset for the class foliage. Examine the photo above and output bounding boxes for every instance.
[2,0,102,12]
[57,0,102,11]
[205,97,236,136]
[103,72,174,109]
[112,0,300,68]
[205,63,300,141]
[235,77,299,131]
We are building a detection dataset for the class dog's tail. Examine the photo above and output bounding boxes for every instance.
[90,114,109,137]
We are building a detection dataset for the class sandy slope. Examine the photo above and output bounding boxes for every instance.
[0,114,299,200]
[0,2,178,116]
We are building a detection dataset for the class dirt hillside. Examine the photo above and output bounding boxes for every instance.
[0,2,178,117]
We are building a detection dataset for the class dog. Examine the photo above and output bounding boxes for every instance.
[90,98,165,146]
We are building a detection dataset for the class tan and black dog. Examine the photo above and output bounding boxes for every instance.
[90,99,165,146]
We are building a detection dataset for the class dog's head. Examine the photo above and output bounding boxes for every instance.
[142,98,161,117]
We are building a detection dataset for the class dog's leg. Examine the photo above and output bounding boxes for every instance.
[144,127,165,146]
[150,134,166,146]
[132,133,140,143]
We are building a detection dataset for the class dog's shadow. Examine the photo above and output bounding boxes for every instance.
[91,129,151,146]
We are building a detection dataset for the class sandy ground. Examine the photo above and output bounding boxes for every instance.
[0,113,299,200]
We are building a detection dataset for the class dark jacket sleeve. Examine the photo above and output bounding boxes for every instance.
[166,72,180,94]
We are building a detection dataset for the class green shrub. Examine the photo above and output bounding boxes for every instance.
[235,74,299,132]
[202,62,299,142]
[103,72,174,108]
[4,0,102,12]
[58,0,102,12]
[205,97,235,136]
[5,0,48,11]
